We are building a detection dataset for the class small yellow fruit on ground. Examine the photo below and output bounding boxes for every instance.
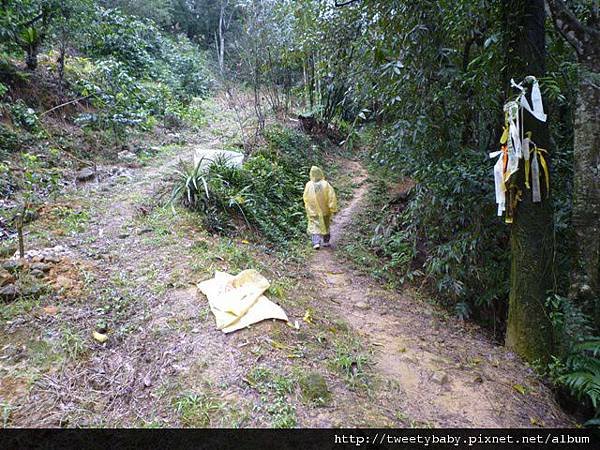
[93,331,108,343]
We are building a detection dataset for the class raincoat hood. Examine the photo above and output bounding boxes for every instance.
[309,166,325,182]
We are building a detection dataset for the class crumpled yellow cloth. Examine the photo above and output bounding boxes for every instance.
[197,269,289,333]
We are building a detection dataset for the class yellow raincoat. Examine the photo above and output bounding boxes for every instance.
[303,166,338,235]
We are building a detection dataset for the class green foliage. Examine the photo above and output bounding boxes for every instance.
[9,99,40,132]
[0,0,92,69]
[561,339,600,423]
[0,99,39,172]
[170,125,320,245]
[159,36,212,101]
[84,7,211,99]
[391,151,511,321]
[167,98,207,129]
[84,7,163,76]
[59,326,88,360]
[1,401,13,427]
[53,205,90,235]
[74,58,148,135]
[18,27,40,47]
[0,161,13,197]
[62,7,212,137]
[0,123,26,160]
[0,3,212,161]
[170,159,211,212]
[263,0,579,337]
[546,294,600,423]
[168,0,243,51]
[2,151,60,255]
[298,372,331,406]
[329,333,371,391]
[241,1,592,420]
[17,152,61,205]
[101,0,174,27]
[547,294,593,351]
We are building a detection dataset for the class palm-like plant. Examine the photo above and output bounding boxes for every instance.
[18,27,42,70]
[170,159,210,212]
[561,339,600,425]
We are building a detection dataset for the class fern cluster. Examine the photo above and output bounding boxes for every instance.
[561,339,600,425]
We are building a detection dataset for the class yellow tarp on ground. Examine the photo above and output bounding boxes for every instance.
[197,269,289,333]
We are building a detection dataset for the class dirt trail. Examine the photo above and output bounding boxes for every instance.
[310,160,572,428]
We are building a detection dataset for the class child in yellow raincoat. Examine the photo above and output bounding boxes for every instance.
[303,166,338,249]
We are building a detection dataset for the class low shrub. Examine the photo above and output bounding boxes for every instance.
[170,125,321,245]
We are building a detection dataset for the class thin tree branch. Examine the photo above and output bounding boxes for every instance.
[335,0,361,7]
[225,0,236,29]
[40,95,91,117]
[546,0,595,55]
[17,11,44,28]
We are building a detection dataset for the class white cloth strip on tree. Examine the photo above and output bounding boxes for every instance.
[489,150,506,216]
[504,100,522,174]
[491,76,548,218]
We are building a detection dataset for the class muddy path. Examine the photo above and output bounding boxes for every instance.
[309,160,572,428]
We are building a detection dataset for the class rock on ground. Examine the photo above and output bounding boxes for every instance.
[0,284,20,302]
[0,268,15,286]
[193,149,244,169]
[432,371,449,385]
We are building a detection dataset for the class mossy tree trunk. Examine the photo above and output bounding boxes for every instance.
[547,0,600,327]
[571,63,600,325]
[504,0,554,363]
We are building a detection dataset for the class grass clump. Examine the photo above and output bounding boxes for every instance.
[328,332,372,392]
[173,392,223,427]
[245,366,297,428]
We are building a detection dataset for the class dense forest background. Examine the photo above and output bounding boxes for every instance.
[1,0,599,425]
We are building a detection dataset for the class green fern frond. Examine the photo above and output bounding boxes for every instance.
[561,338,600,418]
[561,372,600,409]
[573,340,600,357]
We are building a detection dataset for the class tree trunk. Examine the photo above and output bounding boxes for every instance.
[309,53,315,110]
[16,213,24,259]
[546,0,600,325]
[303,59,309,109]
[57,40,65,88]
[25,44,39,71]
[504,0,554,364]
[253,51,264,133]
[571,59,600,324]
[218,0,226,74]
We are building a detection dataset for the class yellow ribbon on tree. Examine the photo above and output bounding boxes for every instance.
[537,147,550,192]
[500,125,509,145]
[530,146,549,202]
[522,132,532,189]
